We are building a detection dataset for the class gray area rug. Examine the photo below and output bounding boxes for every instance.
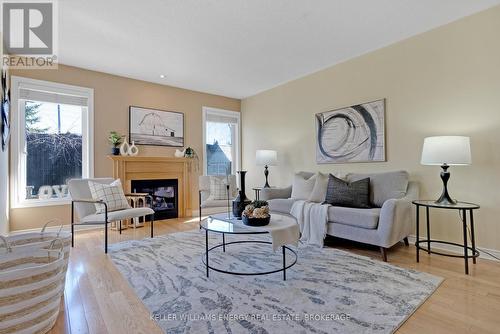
[109,230,442,334]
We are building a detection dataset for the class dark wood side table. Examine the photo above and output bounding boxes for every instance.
[412,200,480,274]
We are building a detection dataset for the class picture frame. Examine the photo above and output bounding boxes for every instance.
[129,106,184,147]
[315,98,386,164]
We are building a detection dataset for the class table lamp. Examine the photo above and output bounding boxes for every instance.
[256,150,278,188]
[420,136,471,205]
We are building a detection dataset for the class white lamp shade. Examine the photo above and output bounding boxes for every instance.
[421,136,471,166]
[256,150,278,166]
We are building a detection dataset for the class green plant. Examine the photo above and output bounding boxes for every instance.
[108,131,123,147]
[252,200,268,208]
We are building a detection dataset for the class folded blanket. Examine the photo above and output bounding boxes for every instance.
[290,200,329,247]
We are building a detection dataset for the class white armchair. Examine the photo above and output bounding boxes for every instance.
[68,178,155,253]
[198,175,237,220]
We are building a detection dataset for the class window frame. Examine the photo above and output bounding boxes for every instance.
[202,107,241,176]
[10,76,94,208]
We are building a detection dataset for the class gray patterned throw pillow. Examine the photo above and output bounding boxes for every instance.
[323,174,371,208]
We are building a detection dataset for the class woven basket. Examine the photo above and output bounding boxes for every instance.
[0,240,65,334]
[0,220,71,272]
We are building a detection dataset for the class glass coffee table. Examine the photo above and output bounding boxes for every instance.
[200,213,298,280]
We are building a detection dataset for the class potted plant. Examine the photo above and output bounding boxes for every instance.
[108,131,123,155]
[184,146,200,171]
[242,200,271,226]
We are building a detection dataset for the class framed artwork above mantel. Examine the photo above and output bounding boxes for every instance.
[129,106,184,147]
[315,99,386,164]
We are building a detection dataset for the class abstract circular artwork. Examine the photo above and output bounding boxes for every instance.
[316,99,385,163]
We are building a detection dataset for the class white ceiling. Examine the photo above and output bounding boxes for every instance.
[59,0,500,99]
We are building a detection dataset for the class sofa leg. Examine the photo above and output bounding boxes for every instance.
[380,247,388,262]
[403,237,409,246]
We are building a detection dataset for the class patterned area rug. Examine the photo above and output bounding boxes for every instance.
[109,230,442,334]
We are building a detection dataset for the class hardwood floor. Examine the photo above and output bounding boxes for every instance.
[49,218,500,334]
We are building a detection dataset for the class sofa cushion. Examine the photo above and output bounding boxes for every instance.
[328,206,381,229]
[347,170,409,207]
[268,198,295,214]
[324,174,371,208]
[291,173,316,200]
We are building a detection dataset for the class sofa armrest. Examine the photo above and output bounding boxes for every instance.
[377,181,419,248]
[260,186,292,201]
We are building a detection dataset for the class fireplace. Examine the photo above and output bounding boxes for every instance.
[131,179,178,220]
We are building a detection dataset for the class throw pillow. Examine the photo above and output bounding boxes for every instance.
[207,176,234,200]
[291,173,317,200]
[88,179,131,214]
[308,172,329,202]
[323,174,371,208]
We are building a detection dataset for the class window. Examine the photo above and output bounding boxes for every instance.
[202,107,240,176]
[10,76,93,207]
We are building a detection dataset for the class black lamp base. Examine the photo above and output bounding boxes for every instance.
[435,164,457,205]
[263,165,270,188]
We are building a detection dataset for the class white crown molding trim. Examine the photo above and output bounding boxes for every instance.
[407,235,500,262]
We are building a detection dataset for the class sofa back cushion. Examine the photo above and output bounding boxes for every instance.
[347,170,409,207]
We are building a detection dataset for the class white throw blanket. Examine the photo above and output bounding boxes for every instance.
[290,200,330,247]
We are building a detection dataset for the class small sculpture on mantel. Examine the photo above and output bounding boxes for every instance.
[174,148,185,157]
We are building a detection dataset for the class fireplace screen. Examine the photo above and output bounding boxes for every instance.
[131,179,178,220]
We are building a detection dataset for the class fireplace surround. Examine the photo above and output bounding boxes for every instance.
[108,156,192,217]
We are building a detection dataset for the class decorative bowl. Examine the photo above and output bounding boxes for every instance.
[242,215,270,227]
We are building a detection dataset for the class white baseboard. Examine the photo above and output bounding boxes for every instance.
[407,235,500,262]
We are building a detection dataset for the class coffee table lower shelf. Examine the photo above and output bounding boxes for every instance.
[202,235,297,281]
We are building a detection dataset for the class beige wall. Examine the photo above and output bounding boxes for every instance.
[9,64,240,231]
[242,6,500,251]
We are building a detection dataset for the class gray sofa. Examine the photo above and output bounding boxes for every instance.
[260,170,418,261]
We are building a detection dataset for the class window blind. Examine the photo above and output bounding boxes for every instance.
[19,87,89,107]
[205,112,239,124]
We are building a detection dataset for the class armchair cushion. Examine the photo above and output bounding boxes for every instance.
[88,179,130,213]
[207,176,235,200]
[199,175,237,202]
[68,178,115,219]
[201,199,232,208]
[81,207,154,223]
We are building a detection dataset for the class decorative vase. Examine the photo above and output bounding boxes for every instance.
[120,137,130,156]
[232,171,251,219]
[128,141,139,156]
[111,147,120,155]
[174,148,185,157]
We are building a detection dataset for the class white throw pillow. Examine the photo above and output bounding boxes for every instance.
[207,176,236,200]
[308,172,329,202]
[88,179,131,214]
[291,173,317,200]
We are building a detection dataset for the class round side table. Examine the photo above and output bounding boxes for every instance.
[412,200,480,275]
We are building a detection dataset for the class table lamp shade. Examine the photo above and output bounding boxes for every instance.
[421,136,471,166]
[256,150,278,166]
